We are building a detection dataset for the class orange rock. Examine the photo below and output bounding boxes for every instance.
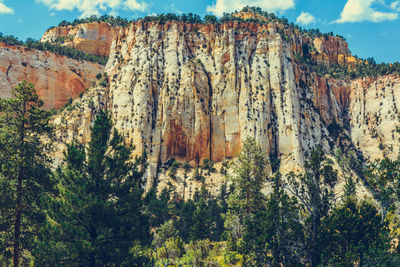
[0,42,103,109]
[41,22,120,57]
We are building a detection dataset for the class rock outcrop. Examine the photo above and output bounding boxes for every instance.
[41,22,120,57]
[0,42,103,109]
[350,75,400,161]
[40,18,399,195]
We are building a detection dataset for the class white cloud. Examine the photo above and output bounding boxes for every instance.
[335,0,398,23]
[36,0,147,18]
[206,0,295,17]
[0,0,14,14]
[296,11,316,25]
[391,1,400,11]
[124,0,147,12]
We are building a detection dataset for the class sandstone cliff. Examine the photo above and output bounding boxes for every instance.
[0,42,104,109]
[38,15,399,198]
[41,22,120,57]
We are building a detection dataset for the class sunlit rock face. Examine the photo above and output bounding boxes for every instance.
[0,42,103,109]
[48,19,400,193]
[41,22,120,57]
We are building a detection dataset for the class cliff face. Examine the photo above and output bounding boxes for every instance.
[0,42,103,109]
[312,36,359,66]
[350,75,400,161]
[41,22,120,57]
[48,19,400,193]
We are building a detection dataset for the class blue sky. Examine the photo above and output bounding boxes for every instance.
[0,0,399,63]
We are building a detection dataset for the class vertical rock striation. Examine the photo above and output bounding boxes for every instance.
[48,19,400,191]
[41,22,120,57]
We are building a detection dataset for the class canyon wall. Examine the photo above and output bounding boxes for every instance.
[41,22,120,57]
[51,20,388,191]
[3,18,396,193]
[0,42,103,109]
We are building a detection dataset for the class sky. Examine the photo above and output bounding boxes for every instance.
[0,0,399,63]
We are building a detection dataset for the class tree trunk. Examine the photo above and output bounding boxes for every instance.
[13,172,22,267]
[89,250,96,267]
[13,106,26,267]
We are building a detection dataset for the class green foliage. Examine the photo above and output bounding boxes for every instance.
[229,137,269,217]
[168,160,180,180]
[343,176,357,200]
[0,33,108,65]
[179,239,219,266]
[223,137,269,254]
[223,251,239,265]
[145,187,172,228]
[57,14,130,27]
[33,111,150,266]
[173,186,225,243]
[202,158,215,175]
[204,15,218,24]
[286,146,337,267]
[220,160,229,175]
[244,173,304,266]
[365,157,400,221]
[320,198,398,266]
[192,167,204,183]
[0,80,54,266]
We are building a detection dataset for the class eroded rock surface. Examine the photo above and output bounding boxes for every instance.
[41,22,120,57]
[0,42,103,109]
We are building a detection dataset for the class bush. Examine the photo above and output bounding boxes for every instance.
[223,251,239,265]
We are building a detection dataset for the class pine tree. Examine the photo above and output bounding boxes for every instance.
[365,157,400,222]
[34,111,150,266]
[0,80,54,267]
[244,173,304,266]
[286,146,336,267]
[229,137,268,218]
[224,137,269,253]
[190,192,211,241]
[320,198,397,266]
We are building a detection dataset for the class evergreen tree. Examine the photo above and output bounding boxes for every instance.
[229,137,268,218]
[286,146,336,267]
[365,157,400,222]
[320,198,397,266]
[224,137,269,253]
[175,199,196,242]
[0,80,54,267]
[190,189,211,241]
[34,111,150,266]
[145,187,171,228]
[244,173,304,266]
[153,220,178,267]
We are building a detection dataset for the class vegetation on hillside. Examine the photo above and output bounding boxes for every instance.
[55,14,130,28]
[45,6,400,80]
[0,33,108,65]
[2,82,400,266]
[296,49,400,79]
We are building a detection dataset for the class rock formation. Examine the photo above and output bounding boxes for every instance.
[41,22,120,57]
[2,15,398,196]
[48,18,400,195]
[0,42,103,109]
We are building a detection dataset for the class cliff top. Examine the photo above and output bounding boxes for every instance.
[37,6,400,79]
